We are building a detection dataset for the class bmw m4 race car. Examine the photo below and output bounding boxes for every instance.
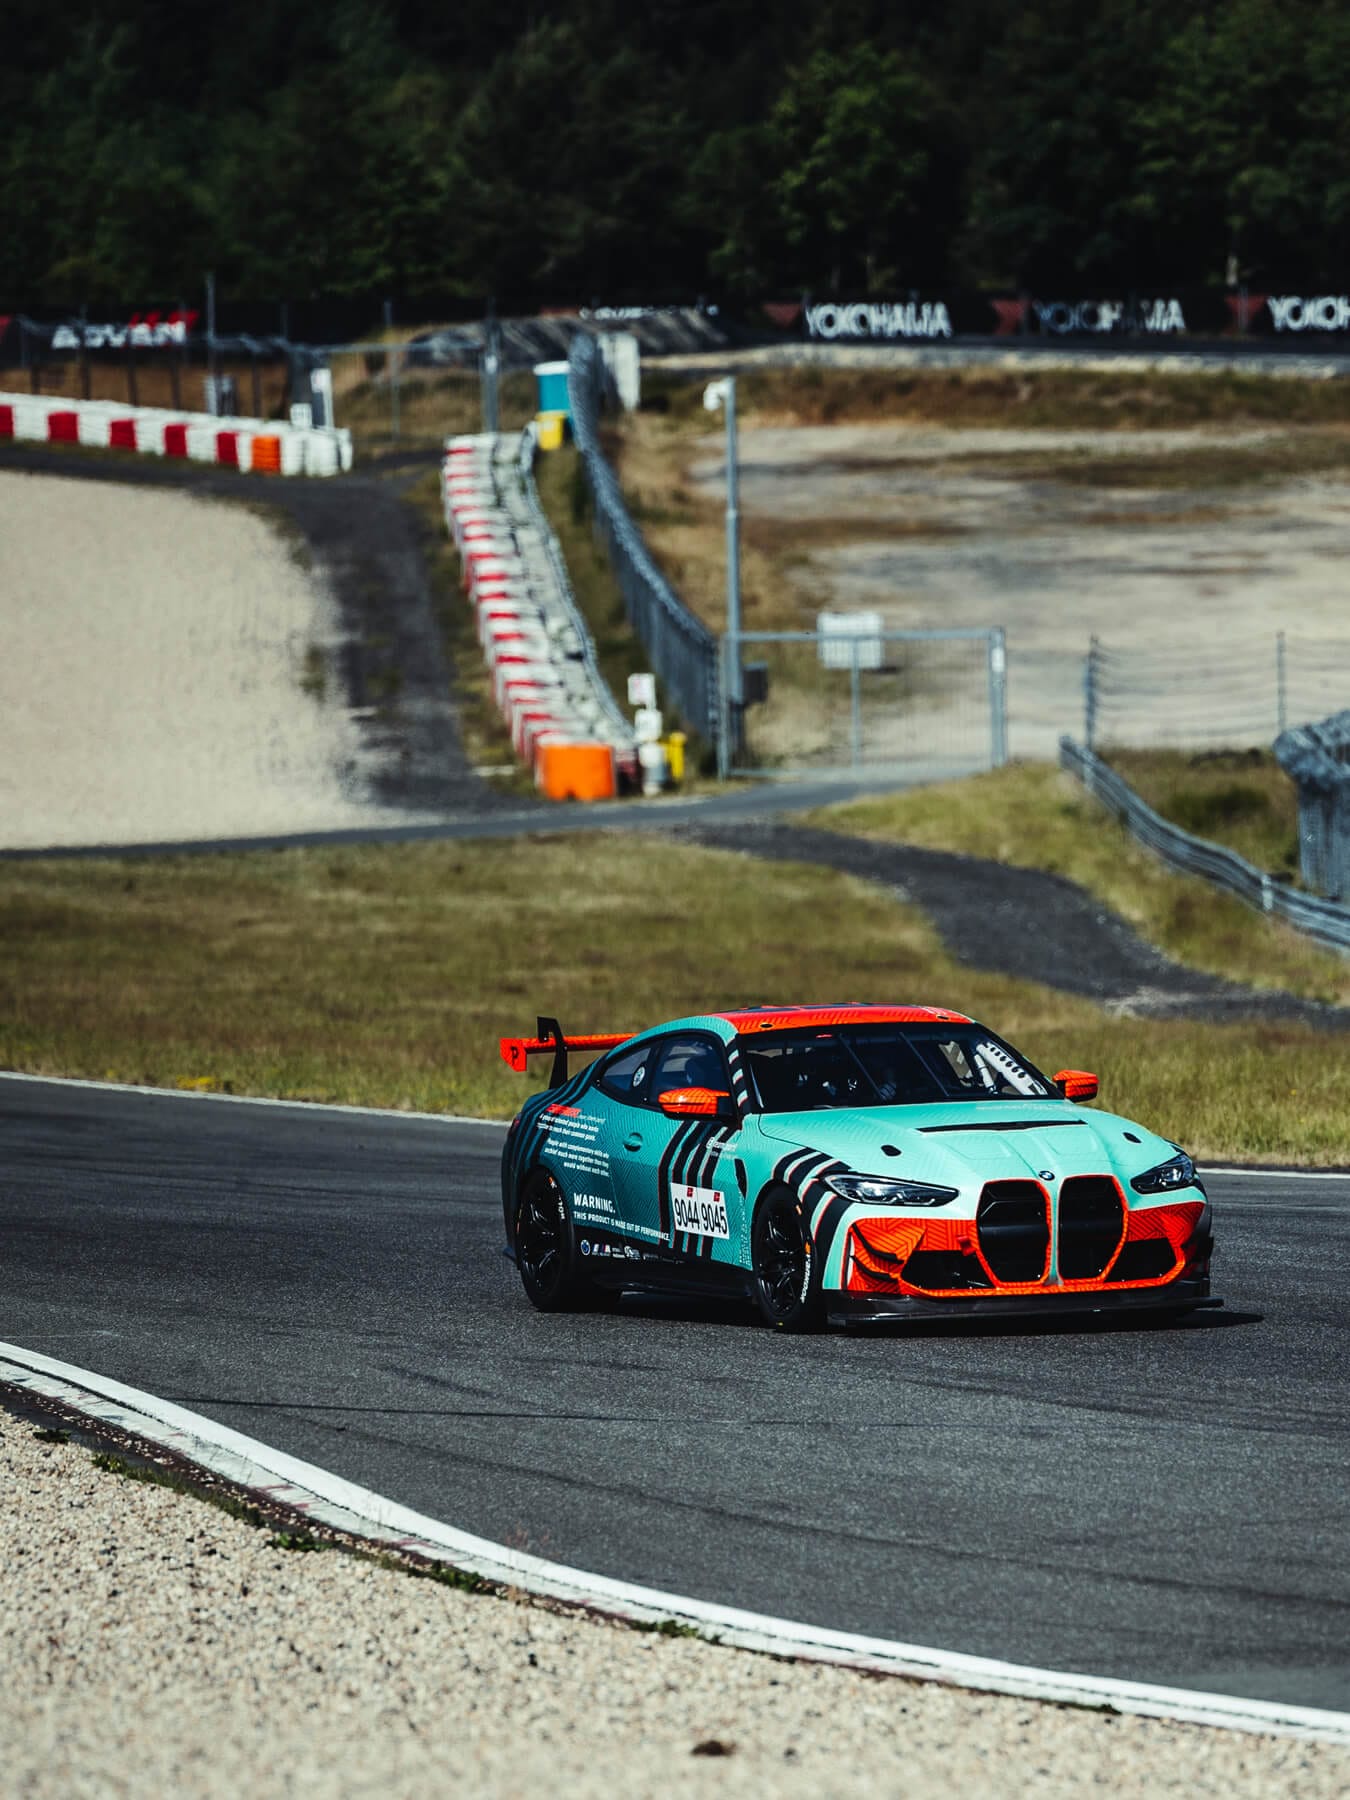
[500,1005,1217,1330]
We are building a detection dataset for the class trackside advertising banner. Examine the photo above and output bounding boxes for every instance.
[762,290,1350,341]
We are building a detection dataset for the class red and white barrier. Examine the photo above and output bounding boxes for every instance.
[443,430,638,800]
[0,392,353,477]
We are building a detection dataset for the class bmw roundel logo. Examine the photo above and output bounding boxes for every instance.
[1038,1170,1055,1181]
[580,1239,591,1256]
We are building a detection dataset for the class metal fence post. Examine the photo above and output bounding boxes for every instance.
[1084,636,1099,751]
[1276,630,1288,737]
[987,626,1008,767]
[849,637,863,769]
[383,299,400,441]
[717,633,735,781]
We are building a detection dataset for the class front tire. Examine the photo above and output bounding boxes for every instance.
[513,1167,602,1313]
[751,1187,822,1331]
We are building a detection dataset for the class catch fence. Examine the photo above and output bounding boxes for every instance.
[566,334,721,744]
[1082,632,1348,751]
[725,627,1008,780]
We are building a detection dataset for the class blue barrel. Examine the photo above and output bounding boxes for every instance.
[534,361,571,417]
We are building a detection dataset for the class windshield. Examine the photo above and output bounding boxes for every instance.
[739,1024,1055,1112]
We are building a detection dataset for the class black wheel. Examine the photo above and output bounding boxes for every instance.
[513,1167,604,1313]
[751,1187,822,1331]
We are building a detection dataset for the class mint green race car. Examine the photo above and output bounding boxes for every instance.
[499,1005,1217,1331]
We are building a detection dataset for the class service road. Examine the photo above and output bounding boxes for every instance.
[3,1075,1346,1711]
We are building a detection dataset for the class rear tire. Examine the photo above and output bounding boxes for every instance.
[518,1166,590,1310]
[751,1187,822,1332]
[513,1167,608,1313]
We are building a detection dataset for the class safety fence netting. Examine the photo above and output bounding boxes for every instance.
[1083,633,1348,751]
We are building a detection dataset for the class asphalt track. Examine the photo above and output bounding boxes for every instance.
[4,1075,1347,1712]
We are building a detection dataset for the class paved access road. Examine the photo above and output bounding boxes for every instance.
[4,1075,1347,1711]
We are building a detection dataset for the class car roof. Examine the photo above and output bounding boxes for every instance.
[718,1005,972,1032]
[631,1005,973,1043]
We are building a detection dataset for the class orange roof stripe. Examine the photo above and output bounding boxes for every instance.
[719,1004,971,1032]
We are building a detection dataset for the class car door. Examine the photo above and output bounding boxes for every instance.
[610,1032,737,1266]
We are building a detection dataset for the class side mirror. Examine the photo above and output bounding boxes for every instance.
[658,1087,735,1120]
[1055,1068,1099,1102]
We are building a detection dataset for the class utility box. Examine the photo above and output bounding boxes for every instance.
[534,361,571,418]
[599,332,641,410]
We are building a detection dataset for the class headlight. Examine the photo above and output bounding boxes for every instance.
[1130,1151,1197,1195]
[826,1174,959,1207]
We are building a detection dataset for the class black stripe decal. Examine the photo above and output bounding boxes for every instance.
[657,1119,701,1240]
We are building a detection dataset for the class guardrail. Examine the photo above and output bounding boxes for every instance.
[1060,736,1350,953]
[566,334,720,745]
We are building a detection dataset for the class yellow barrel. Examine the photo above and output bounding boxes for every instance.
[663,731,687,785]
[536,411,566,452]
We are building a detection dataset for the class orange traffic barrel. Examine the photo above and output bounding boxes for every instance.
[534,740,616,802]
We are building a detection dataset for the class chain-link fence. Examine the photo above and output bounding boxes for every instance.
[1082,631,1348,750]
[725,626,1008,779]
[567,334,720,744]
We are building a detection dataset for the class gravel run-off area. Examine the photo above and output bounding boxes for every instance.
[688,424,1350,760]
[0,471,449,848]
[3,1411,1347,1798]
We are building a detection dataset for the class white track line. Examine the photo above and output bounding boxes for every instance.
[0,1069,506,1131]
[3,1342,1347,1745]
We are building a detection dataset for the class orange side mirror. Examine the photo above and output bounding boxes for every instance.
[1055,1068,1099,1102]
[657,1087,732,1118]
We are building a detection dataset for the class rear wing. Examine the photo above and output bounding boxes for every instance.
[499,1016,634,1089]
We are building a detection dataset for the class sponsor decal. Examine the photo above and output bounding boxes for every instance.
[49,308,200,350]
[1225,292,1267,332]
[580,1238,592,1256]
[544,1102,582,1117]
[623,1244,641,1260]
[991,297,1029,336]
[805,300,953,342]
[1033,297,1186,335]
[670,1183,730,1241]
[1267,294,1350,332]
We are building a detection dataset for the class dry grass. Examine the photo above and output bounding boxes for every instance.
[647,363,1350,431]
[0,831,1346,1162]
[337,368,537,457]
[808,762,1350,1007]
[1105,747,1302,878]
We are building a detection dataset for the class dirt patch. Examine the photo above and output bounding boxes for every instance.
[675,423,1350,758]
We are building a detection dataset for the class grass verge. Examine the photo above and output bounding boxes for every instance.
[0,831,1346,1161]
[807,762,1349,1009]
[1104,747,1301,879]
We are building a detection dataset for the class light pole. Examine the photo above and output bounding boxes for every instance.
[704,375,741,777]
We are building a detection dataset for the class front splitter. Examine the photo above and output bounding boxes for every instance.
[828,1280,1219,1325]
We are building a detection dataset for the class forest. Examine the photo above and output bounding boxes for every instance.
[4,0,1349,306]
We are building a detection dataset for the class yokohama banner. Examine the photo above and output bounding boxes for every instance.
[759,288,1350,341]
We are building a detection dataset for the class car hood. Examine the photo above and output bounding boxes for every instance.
[753,1100,1179,1190]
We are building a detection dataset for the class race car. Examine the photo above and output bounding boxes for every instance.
[499,1005,1217,1330]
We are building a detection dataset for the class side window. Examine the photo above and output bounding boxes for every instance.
[595,1042,653,1104]
[648,1034,730,1101]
